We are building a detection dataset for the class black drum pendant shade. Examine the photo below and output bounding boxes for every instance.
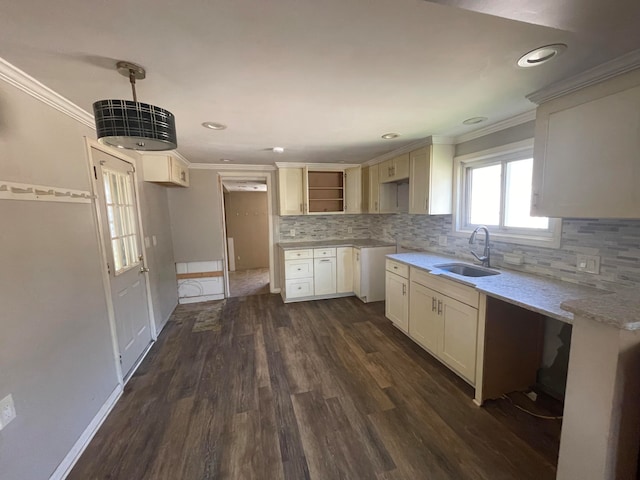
[93,61,177,151]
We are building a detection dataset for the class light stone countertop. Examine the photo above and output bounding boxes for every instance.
[386,252,611,324]
[560,288,640,331]
[279,239,396,250]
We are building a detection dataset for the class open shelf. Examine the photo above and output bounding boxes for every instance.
[307,171,344,213]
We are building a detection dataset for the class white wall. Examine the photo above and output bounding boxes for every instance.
[0,73,177,478]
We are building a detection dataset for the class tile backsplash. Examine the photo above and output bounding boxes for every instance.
[278,214,640,291]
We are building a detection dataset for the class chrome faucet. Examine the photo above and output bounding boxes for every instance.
[469,226,491,268]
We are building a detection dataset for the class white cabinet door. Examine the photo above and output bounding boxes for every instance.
[278,168,304,215]
[345,166,361,214]
[409,145,453,215]
[314,257,337,295]
[336,247,353,293]
[439,296,478,383]
[353,249,361,297]
[385,271,408,333]
[409,282,440,354]
[532,76,640,218]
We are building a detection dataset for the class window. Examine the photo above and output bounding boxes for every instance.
[103,168,141,273]
[454,139,561,247]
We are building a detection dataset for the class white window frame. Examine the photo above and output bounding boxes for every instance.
[452,138,562,248]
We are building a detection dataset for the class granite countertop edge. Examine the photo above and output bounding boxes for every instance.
[279,239,396,249]
[386,252,639,329]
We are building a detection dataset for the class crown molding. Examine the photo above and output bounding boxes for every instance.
[190,163,276,171]
[362,135,453,167]
[274,162,359,169]
[526,48,640,105]
[454,110,536,145]
[0,57,95,129]
[138,149,192,165]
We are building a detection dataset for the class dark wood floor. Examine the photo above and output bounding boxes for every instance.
[69,294,561,480]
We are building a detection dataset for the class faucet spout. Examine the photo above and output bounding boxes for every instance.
[469,226,491,268]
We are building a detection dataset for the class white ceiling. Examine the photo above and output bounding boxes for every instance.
[0,0,638,165]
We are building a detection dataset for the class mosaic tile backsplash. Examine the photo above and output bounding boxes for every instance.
[279,214,640,291]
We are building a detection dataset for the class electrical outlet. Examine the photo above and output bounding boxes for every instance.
[348,226,353,234]
[0,394,16,430]
[438,235,447,247]
[576,254,600,274]
[290,229,295,237]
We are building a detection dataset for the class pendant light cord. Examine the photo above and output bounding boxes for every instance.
[129,70,138,102]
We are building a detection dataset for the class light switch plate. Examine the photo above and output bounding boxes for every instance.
[0,394,16,430]
[152,235,157,246]
[290,229,295,237]
[576,254,600,274]
[348,227,353,234]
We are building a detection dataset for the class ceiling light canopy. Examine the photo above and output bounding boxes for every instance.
[381,133,400,139]
[93,61,177,151]
[517,44,567,68]
[272,147,285,153]
[462,116,488,125]
[202,122,227,130]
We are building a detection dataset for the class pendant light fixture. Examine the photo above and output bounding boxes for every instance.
[93,61,177,151]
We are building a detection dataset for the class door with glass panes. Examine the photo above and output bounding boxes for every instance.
[92,146,152,378]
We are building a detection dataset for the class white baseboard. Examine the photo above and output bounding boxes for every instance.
[178,293,224,304]
[156,302,178,334]
[50,384,123,480]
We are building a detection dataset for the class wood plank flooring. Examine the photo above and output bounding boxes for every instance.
[69,294,560,480]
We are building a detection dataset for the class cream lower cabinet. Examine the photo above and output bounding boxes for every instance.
[408,267,479,384]
[385,260,409,333]
[314,257,337,295]
[336,247,353,293]
[283,250,314,300]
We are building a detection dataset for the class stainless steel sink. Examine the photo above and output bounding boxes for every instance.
[434,263,500,277]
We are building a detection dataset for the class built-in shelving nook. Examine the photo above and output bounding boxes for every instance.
[307,171,344,213]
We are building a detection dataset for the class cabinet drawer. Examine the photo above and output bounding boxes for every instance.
[313,248,336,258]
[386,259,409,278]
[286,278,314,298]
[285,259,314,279]
[410,267,479,308]
[284,249,313,260]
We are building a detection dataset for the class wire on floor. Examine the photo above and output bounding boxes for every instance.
[501,394,563,420]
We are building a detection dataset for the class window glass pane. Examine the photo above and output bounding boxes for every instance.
[505,159,549,229]
[468,164,501,226]
[112,239,123,271]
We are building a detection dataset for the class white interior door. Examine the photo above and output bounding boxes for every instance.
[92,147,152,378]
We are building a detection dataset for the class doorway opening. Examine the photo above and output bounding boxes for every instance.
[221,178,271,298]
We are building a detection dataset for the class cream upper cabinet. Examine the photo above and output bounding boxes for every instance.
[344,166,361,214]
[143,154,189,187]
[278,168,305,215]
[368,164,380,213]
[408,145,454,215]
[379,153,410,183]
[532,70,640,218]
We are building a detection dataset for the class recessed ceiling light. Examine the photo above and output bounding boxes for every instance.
[462,116,488,125]
[220,158,231,162]
[202,122,227,130]
[381,133,400,139]
[517,44,567,68]
[272,147,285,153]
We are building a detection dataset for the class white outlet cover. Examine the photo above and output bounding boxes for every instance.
[0,394,16,430]
[438,235,447,247]
[348,227,353,234]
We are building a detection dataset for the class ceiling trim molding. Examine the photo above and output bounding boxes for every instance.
[190,163,276,171]
[453,110,536,145]
[0,57,95,129]
[274,162,359,169]
[526,48,640,105]
[362,135,454,167]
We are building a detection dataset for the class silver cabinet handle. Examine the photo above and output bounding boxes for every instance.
[320,259,330,263]
[432,298,436,312]
[437,300,442,315]
[402,283,406,295]
[299,203,303,212]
